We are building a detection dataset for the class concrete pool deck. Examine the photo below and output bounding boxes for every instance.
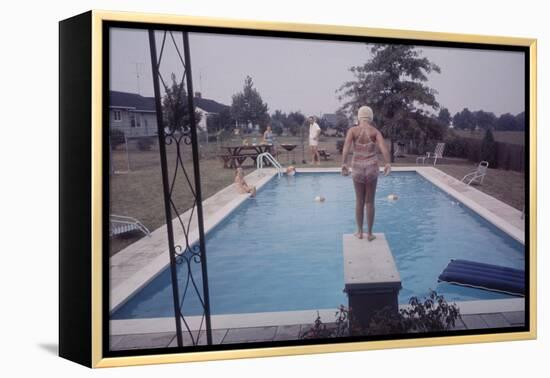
[110,298,525,350]
[109,166,526,337]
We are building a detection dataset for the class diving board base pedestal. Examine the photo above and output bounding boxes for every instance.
[343,233,402,332]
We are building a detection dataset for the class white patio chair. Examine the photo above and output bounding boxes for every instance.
[461,161,489,185]
[416,142,446,165]
[110,214,151,237]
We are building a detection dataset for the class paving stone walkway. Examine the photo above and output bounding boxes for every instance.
[110,310,525,351]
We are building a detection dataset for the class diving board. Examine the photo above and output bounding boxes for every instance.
[343,234,402,330]
[438,259,525,296]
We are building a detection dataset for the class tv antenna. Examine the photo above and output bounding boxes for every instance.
[133,62,144,95]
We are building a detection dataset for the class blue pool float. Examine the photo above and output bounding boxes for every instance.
[438,259,525,296]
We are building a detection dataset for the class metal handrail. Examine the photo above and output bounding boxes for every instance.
[257,152,283,177]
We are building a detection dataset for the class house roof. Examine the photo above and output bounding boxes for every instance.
[110,91,156,111]
[322,113,338,125]
[194,97,229,114]
[109,90,229,114]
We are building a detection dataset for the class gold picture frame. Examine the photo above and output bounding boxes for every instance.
[59,9,536,368]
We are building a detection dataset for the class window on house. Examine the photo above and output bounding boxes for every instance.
[113,110,121,121]
[130,113,136,127]
[136,113,141,127]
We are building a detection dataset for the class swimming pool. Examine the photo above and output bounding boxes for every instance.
[112,171,524,319]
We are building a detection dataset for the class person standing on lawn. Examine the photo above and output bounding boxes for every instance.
[308,116,321,165]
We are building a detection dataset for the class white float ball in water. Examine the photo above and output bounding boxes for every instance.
[315,195,326,202]
[387,194,399,201]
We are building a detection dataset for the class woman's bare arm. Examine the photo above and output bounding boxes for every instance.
[376,130,392,175]
[341,127,354,175]
[341,127,354,166]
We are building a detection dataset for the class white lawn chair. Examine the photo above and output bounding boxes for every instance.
[416,143,446,165]
[461,161,489,185]
[110,214,151,237]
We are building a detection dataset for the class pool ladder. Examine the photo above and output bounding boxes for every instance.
[257,152,283,178]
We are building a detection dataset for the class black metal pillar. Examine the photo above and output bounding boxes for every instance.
[148,30,184,348]
[182,32,213,345]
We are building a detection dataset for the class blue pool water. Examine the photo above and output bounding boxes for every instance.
[112,172,524,319]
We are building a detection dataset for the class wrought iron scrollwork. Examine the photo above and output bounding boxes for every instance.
[148,29,212,347]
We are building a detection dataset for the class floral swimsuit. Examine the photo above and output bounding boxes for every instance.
[351,127,379,184]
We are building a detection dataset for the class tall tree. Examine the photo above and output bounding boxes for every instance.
[398,109,444,151]
[452,108,476,130]
[495,113,520,131]
[270,110,286,136]
[437,107,452,128]
[481,128,497,167]
[338,44,441,161]
[230,76,269,130]
[334,109,350,135]
[515,111,525,130]
[474,110,497,130]
[162,73,202,132]
[206,107,233,132]
[287,111,306,136]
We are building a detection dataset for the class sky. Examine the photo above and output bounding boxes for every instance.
[109,27,525,118]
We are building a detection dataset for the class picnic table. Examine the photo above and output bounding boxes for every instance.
[219,144,273,168]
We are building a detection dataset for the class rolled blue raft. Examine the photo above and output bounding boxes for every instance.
[438,259,525,296]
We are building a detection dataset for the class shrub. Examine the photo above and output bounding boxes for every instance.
[368,291,461,335]
[481,128,498,168]
[110,129,125,150]
[272,124,284,136]
[137,137,155,151]
[301,306,351,339]
[443,133,469,158]
[443,130,484,163]
[300,290,461,339]
[465,139,482,162]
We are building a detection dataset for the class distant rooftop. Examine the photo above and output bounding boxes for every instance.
[322,113,348,127]
[109,90,229,113]
[110,91,156,112]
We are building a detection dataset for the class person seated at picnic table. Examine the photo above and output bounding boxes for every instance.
[234,167,257,197]
[262,125,274,145]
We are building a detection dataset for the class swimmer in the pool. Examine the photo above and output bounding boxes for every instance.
[341,106,391,241]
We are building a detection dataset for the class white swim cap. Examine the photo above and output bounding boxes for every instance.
[358,106,374,122]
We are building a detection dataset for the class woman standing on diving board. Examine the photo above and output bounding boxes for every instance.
[341,106,391,241]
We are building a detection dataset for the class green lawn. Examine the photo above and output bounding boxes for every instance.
[453,129,525,146]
